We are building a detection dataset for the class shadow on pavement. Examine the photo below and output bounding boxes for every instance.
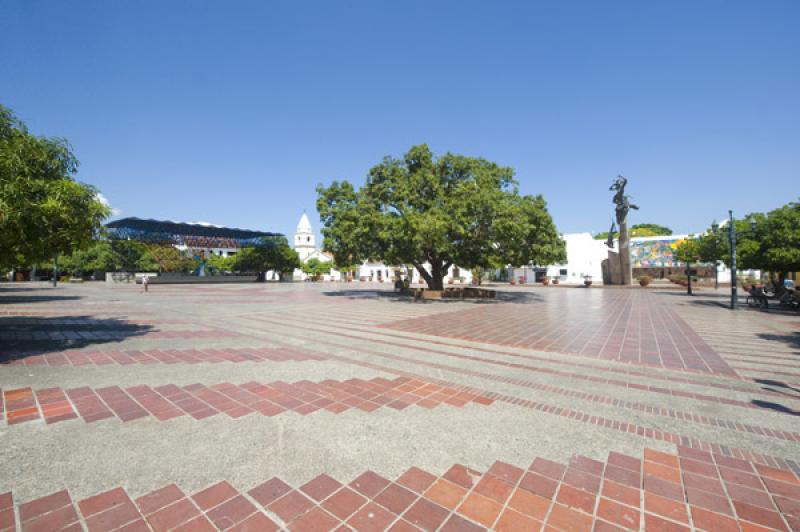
[755,378,800,393]
[751,399,800,417]
[0,315,153,363]
[757,332,800,351]
[320,289,543,304]
[0,284,83,304]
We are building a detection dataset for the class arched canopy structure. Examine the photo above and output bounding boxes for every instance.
[105,217,283,249]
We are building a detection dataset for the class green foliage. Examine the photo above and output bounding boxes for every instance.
[594,223,672,240]
[699,202,800,274]
[631,223,672,236]
[674,237,701,265]
[746,202,800,274]
[232,238,301,274]
[317,144,564,290]
[205,253,235,274]
[147,246,196,273]
[301,257,330,277]
[106,240,159,271]
[0,104,111,269]
[59,241,116,274]
[54,239,166,274]
[594,231,615,241]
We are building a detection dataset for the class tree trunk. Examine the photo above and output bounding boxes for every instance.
[429,261,446,291]
[687,263,693,296]
[413,262,445,291]
[772,272,787,296]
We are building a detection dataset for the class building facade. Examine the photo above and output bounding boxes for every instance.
[292,213,341,281]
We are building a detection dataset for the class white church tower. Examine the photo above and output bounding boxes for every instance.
[294,212,316,262]
[291,211,340,281]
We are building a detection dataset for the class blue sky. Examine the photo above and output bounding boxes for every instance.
[2,1,797,241]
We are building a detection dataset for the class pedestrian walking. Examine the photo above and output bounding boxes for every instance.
[142,274,149,293]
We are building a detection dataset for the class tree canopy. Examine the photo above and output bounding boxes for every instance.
[674,237,701,265]
[0,105,110,270]
[50,239,189,276]
[301,257,331,278]
[231,238,300,275]
[595,223,672,240]
[317,144,565,290]
[697,201,800,289]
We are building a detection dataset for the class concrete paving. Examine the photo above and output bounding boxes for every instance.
[1,281,798,531]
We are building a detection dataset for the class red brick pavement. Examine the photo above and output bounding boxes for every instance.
[1,377,494,427]
[6,446,799,531]
[383,291,738,377]
[245,318,800,446]
[317,348,800,475]
[2,346,324,367]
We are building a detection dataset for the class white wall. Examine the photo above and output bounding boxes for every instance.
[546,233,607,285]
[355,262,472,284]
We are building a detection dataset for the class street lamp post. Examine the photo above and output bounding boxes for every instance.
[728,210,737,310]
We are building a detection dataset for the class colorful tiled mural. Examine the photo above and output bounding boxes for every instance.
[630,238,687,268]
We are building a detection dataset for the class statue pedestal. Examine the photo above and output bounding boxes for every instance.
[602,223,633,286]
[603,249,624,285]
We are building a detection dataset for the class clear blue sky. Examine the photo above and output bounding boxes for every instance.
[2,1,797,240]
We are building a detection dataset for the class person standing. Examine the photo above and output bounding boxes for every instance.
[141,274,149,293]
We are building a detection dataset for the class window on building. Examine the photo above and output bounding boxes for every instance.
[560,269,567,276]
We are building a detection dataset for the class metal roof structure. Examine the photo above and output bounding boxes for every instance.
[105,217,283,248]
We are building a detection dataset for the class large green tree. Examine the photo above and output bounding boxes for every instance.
[697,201,800,292]
[301,258,331,280]
[317,144,565,290]
[58,239,163,274]
[59,240,117,275]
[232,238,301,277]
[0,105,110,273]
[674,237,702,295]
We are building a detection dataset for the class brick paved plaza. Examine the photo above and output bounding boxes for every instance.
[1,282,799,531]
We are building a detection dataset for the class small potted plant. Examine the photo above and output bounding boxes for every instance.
[552,278,560,285]
[541,278,550,286]
[638,275,651,287]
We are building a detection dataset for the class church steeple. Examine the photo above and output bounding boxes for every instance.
[294,211,316,260]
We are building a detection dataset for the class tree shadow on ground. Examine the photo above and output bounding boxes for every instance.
[751,399,800,416]
[755,379,800,402]
[671,294,800,316]
[0,315,154,363]
[756,332,800,351]
[654,290,728,299]
[755,379,800,394]
[320,288,543,304]
[0,285,83,304]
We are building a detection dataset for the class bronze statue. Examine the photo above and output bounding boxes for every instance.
[605,219,617,249]
[609,175,638,225]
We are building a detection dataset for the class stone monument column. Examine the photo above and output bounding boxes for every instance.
[618,218,632,285]
[607,175,638,285]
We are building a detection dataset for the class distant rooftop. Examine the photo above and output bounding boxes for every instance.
[105,217,283,248]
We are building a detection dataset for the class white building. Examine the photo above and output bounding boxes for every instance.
[541,232,761,286]
[356,263,471,284]
[545,232,608,285]
[291,212,472,285]
[292,213,341,281]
